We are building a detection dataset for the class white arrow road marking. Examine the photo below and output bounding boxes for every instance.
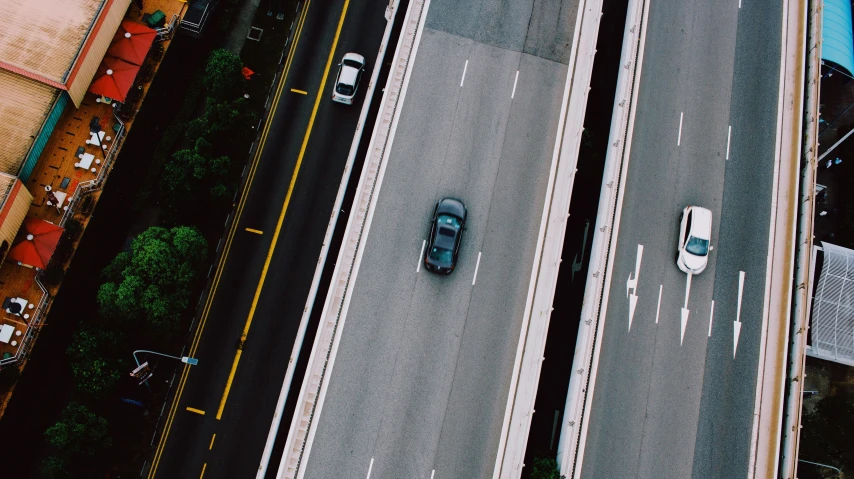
[571,220,590,282]
[655,284,663,324]
[626,245,644,331]
[734,271,745,358]
[681,272,692,345]
[417,239,426,272]
[708,300,715,337]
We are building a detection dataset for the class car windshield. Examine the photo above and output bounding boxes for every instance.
[686,236,709,256]
[428,247,453,265]
[343,59,362,68]
[336,82,354,95]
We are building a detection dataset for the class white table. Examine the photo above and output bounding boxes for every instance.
[51,191,68,210]
[89,131,106,144]
[78,153,95,169]
[0,325,13,344]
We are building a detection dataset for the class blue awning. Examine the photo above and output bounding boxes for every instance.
[823,0,854,77]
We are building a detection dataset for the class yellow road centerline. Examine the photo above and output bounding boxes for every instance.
[215,0,352,421]
[209,433,216,450]
[146,2,312,477]
[186,407,205,415]
[245,227,263,234]
[291,88,308,95]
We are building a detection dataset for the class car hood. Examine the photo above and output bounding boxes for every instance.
[682,251,706,271]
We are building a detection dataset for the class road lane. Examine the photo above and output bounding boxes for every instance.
[300,0,575,476]
[149,1,392,477]
[578,0,782,477]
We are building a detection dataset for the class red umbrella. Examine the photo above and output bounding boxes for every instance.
[89,55,141,102]
[107,20,157,66]
[7,218,64,270]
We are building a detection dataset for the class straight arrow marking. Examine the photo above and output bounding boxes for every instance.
[734,271,745,358]
[681,272,692,345]
[627,245,644,331]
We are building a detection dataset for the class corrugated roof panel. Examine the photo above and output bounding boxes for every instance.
[67,0,129,107]
[823,0,854,77]
[0,70,60,175]
[0,0,103,83]
[0,175,33,257]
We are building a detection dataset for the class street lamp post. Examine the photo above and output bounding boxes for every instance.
[132,349,199,368]
[799,459,843,478]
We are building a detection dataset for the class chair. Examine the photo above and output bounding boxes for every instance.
[91,168,97,173]
[74,163,80,168]
[95,159,101,165]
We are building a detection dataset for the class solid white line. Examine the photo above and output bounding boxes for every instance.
[677,112,684,146]
[739,0,742,8]
[430,471,435,479]
[460,60,468,87]
[726,125,732,160]
[472,251,482,286]
[709,300,715,337]
[655,284,663,324]
[417,239,426,272]
[366,458,374,478]
[511,70,520,99]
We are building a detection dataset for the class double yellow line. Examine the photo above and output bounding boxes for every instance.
[146,3,312,476]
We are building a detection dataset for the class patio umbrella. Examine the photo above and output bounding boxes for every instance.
[89,55,141,103]
[107,20,157,66]
[7,218,64,270]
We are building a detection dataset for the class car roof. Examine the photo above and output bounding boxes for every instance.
[437,197,466,219]
[689,206,712,238]
[339,65,359,86]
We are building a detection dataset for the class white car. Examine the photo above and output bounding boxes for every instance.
[331,53,365,105]
[676,206,713,275]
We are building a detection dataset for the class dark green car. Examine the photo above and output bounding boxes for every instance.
[425,198,467,274]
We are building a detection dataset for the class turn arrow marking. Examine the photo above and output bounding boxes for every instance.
[734,271,745,358]
[626,244,644,331]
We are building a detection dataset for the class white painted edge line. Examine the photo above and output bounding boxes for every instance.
[417,239,426,272]
[492,0,596,477]
[726,125,732,160]
[366,458,374,478]
[655,284,663,324]
[747,0,804,474]
[461,59,468,87]
[511,70,520,99]
[255,2,399,477]
[472,251,482,285]
[708,300,715,337]
[677,111,684,146]
[568,0,652,474]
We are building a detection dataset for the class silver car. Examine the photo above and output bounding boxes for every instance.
[332,53,365,105]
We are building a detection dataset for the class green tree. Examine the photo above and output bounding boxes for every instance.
[161,144,232,212]
[39,456,69,479]
[98,226,207,331]
[203,49,243,99]
[44,402,111,456]
[529,456,565,479]
[66,327,122,396]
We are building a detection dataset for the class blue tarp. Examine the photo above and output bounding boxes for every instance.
[823,0,854,77]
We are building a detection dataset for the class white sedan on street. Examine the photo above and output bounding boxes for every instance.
[676,205,713,275]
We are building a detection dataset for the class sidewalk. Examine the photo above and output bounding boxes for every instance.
[224,0,263,54]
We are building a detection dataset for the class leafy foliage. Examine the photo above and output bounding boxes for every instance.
[529,456,565,479]
[203,49,243,99]
[39,456,70,479]
[66,327,122,396]
[44,403,111,456]
[97,226,207,331]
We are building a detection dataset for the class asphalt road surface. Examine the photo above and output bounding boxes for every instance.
[578,0,783,477]
[148,1,393,477]
[300,0,578,477]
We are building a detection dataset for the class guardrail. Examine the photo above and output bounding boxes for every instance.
[275,0,428,477]
[779,0,821,476]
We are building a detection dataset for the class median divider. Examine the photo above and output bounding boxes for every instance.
[489,0,602,477]
[275,0,430,477]
[555,0,652,475]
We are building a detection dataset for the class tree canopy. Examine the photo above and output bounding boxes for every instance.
[66,327,122,396]
[203,49,243,99]
[44,402,111,457]
[97,226,207,331]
